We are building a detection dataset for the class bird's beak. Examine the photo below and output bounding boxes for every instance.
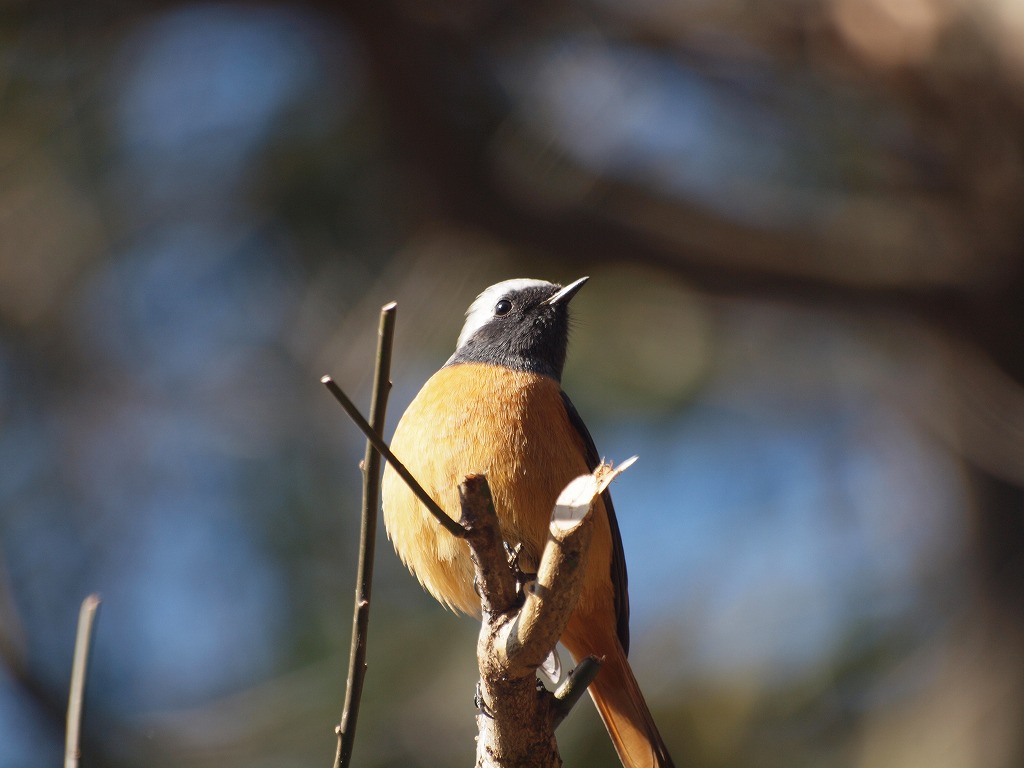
[543,276,589,306]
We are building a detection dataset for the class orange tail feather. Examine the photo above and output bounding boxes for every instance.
[564,631,675,768]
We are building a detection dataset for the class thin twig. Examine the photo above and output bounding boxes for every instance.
[333,302,396,768]
[552,656,602,726]
[321,376,465,539]
[65,594,101,768]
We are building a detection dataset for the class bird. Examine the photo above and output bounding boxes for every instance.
[381,276,674,768]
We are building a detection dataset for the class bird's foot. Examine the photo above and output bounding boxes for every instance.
[504,541,537,592]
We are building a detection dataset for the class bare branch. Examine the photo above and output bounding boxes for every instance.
[334,302,397,768]
[458,474,519,615]
[552,656,602,727]
[65,594,101,768]
[463,462,632,768]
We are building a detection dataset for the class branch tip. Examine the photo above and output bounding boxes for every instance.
[551,456,636,531]
[321,373,464,539]
[593,455,637,496]
[553,656,602,726]
[65,594,101,768]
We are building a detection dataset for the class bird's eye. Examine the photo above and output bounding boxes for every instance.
[494,299,512,316]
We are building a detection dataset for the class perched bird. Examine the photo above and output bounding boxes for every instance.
[382,277,674,768]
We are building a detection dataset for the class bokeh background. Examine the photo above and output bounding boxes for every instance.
[3,1,1024,766]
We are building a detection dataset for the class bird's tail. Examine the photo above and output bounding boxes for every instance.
[566,634,675,768]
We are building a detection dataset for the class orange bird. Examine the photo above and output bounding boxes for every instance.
[382,277,674,768]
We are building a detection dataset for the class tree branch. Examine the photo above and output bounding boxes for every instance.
[65,593,100,768]
[333,301,397,768]
[460,461,633,768]
[458,475,519,615]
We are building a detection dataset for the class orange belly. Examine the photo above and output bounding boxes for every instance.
[381,362,615,618]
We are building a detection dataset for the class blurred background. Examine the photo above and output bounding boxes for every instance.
[2,1,1024,766]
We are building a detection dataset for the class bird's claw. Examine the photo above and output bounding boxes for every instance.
[475,681,494,719]
[504,541,536,591]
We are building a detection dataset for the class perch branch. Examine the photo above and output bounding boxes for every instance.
[461,460,634,768]
[458,475,519,614]
[65,593,101,768]
[333,301,397,768]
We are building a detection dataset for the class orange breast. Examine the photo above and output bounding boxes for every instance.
[381,363,614,617]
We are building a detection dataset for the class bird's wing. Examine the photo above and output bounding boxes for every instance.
[560,390,631,654]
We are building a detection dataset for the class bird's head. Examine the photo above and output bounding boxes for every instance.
[447,276,589,381]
